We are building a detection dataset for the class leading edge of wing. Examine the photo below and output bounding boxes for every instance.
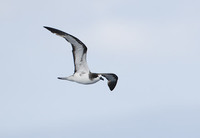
[101,73,118,91]
[43,26,87,48]
[44,26,89,73]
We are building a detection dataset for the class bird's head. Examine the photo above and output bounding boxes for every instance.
[98,74,104,81]
[100,76,104,81]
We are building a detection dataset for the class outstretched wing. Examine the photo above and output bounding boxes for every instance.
[101,73,118,91]
[44,26,90,73]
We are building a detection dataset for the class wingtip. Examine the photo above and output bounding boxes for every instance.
[108,81,117,91]
[101,73,118,91]
[108,75,118,91]
[43,26,52,31]
[43,26,67,36]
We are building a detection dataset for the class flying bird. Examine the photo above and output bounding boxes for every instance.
[44,26,118,91]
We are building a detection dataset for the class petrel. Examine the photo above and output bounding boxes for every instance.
[44,26,118,91]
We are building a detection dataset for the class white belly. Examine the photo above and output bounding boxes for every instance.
[68,73,100,84]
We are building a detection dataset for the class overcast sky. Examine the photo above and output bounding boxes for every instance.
[1,0,200,138]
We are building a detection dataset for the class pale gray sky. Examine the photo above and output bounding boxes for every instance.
[0,0,200,138]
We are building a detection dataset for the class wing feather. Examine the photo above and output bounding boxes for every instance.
[44,26,89,73]
[101,73,118,91]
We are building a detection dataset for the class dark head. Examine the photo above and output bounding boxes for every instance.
[89,72,104,81]
[100,76,104,81]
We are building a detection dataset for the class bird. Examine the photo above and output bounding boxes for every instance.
[44,26,118,91]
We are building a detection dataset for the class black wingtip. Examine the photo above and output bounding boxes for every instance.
[57,77,61,79]
[101,73,118,91]
[43,26,54,32]
[43,26,50,30]
[43,26,53,33]
[43,26,67,36]
[108,80,118,91]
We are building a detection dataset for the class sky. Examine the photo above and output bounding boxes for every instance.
[0,0,200,137]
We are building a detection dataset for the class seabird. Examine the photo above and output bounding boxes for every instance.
[44,26,118,91]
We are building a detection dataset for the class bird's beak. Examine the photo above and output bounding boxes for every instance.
[100,77,104,81]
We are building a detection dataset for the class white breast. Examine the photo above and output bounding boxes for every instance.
[68,73,100,84]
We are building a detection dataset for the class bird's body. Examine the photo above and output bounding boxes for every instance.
[58,72,102,84]
[44,26,118,91]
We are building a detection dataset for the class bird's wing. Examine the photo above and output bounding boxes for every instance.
[101,73,118,91]
[44,26,89,73]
